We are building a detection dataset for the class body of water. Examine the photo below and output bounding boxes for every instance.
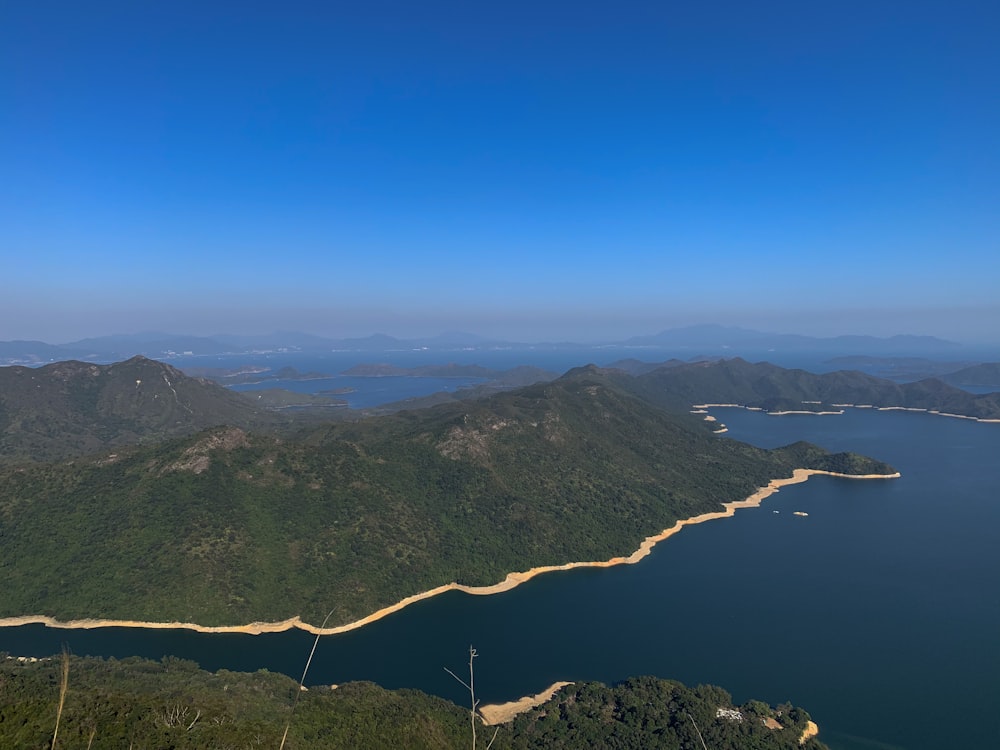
[3,379,999,749]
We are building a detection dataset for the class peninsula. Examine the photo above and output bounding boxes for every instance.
[621,357,1000,421]
[0,360,897,628]
[0,468,897,635]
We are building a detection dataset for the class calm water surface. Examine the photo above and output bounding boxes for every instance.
[4,409,999,750]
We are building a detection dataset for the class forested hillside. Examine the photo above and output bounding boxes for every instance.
[619,358,1000,418]
[0,357,279,463]
[0,367,893,627]
[0,655,827,750]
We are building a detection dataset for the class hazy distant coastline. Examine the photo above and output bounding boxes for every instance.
[0,324,976,367]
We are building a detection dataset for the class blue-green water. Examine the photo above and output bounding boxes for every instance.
[3,408,998,749]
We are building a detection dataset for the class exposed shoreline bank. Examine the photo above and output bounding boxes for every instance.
[0,468,898,636]
[799,719,819,744]
[694,402,1000,423]
[479,681,574,725]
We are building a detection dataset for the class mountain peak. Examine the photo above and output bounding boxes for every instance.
[0,357,277,463]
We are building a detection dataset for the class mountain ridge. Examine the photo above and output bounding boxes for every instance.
[0,356,282,463]
[616,357,1000,419]
[0,364,894,627]
[0,324,966,364]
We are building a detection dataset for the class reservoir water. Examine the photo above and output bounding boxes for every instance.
[3,407,999,749]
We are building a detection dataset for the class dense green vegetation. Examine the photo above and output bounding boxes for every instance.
[511,677,824,749]
[619,358,1000,418]
[0,357,282,464]
[940,361,1000,388]
[240,388,348,409]
[181,365,331,385]
[0,655,827,749]
[0,356,904,749]
[0,367,894,627]
[342,362,557,386]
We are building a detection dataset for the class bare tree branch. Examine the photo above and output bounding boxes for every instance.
[445,646,499,750]
[50,648,70,750]
[688,712,710,750]
[279,608,337,750]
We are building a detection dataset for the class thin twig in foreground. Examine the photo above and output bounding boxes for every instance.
[278,610,337,750]
[51,648,70,750]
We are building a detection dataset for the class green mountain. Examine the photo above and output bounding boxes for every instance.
[241,388,349,409]
[0,356,282,463]
[342,362,499,377]
[359,365,562,414]
[620,358,1000,418]
[342,362,558,385]
[0,655,827,750]
[0,366,893,627]
[181,364,329,383]
[939,361,1000,388]
[823,355,979,381]
[605,357,688,375]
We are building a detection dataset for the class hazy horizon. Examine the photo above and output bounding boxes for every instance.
[4,314,999,350]
[4,2,998,348]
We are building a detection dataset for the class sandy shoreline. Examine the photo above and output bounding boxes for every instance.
[767,410,844,416]
[696,402,1000,423]
[799,719,819,744]
[479,681,574,725]
[0,468,898,636]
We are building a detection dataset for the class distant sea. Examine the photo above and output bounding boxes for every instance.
[3,351,999,750]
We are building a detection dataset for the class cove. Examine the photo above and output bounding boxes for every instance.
[3,408,998,750]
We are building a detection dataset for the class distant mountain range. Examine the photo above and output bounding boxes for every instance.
[613,358,1000,419]
[0,324,966,364]
[370,357,1000,420]
[622,324,961,353]
[3,352,997,466]
[940,362,1000,387]
[821,356,1000,387]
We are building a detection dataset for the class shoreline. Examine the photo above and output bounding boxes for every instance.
[767,409,844,416]
[479,681,574,725]
[799,719,819,744]
[0,468,898,636]
[694,402,1000,424]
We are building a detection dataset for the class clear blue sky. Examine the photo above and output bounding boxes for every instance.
[3,1,998,343]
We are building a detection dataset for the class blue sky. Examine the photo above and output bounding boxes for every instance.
[3,1,998,343]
